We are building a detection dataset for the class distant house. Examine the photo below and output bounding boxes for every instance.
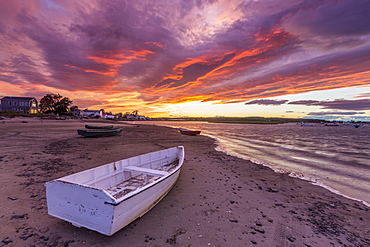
[125,114,148,120]
[125,114,135,120]
[102,113,117,119]
[81,109,102,118]
[71,109,84,117]
[0,96,38,114]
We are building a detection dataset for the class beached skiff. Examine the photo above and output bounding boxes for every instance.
[179,128,201,136]
[85,124,114,129]
[45,146,185,236]
[77,128,122,137]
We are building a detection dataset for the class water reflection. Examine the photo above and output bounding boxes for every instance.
[134,121,370,206]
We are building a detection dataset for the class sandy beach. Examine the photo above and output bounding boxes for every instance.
[0,117,369,247]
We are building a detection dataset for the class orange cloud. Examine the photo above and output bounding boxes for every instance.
[85,49,155,77]
[153,30,296,102]
[145,41,166,48]
[187,30,296,89]
[171,95,210,104]
[149,62,370,106]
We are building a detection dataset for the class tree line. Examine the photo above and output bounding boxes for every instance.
[39,93,139,117]
[39,93,74,114]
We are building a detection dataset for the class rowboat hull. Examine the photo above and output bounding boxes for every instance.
[85,124,114,129]
[179,128,201,136]
[77,128,122,137]
[45,146,184,236]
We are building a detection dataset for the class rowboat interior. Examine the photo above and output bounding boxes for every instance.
[56,153,180,202]
[90,159,179,200]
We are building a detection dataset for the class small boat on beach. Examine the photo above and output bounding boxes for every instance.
[45,146,185,236]
[179,128,201,136]
[353,124,364,128]
[85,124,114,129]
[77,128,122,137]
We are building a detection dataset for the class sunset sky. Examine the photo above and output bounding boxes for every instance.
[1,0,370,120]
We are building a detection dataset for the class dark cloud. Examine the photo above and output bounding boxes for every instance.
[243,98,370,113]
[289,99,370,111]
[287,0,370,37]
[316,99,370,111]
[307,111,365,116]
[245,99,288,105]
[288,100,320,105]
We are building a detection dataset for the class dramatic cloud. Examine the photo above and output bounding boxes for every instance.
[288,100,320,105]
[0,0,370,115]
[289,99,370,111]
[316,99,370,111]
[245,99,288,105]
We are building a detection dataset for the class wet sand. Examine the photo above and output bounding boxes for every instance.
[0,117,369,247]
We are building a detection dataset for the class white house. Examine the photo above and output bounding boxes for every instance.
[125,114,148,120]
[81,110,102,118]
[102,113,117,119]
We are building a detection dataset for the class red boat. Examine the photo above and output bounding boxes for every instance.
[179,128,201,136]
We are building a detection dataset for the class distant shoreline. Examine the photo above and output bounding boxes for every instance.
[207,120,281,124]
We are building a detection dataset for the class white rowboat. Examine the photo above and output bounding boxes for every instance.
[45,146,185,236]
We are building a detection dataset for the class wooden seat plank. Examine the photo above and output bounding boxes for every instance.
[124,166,168,176]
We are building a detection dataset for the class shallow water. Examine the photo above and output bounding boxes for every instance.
[134,121,370,206]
